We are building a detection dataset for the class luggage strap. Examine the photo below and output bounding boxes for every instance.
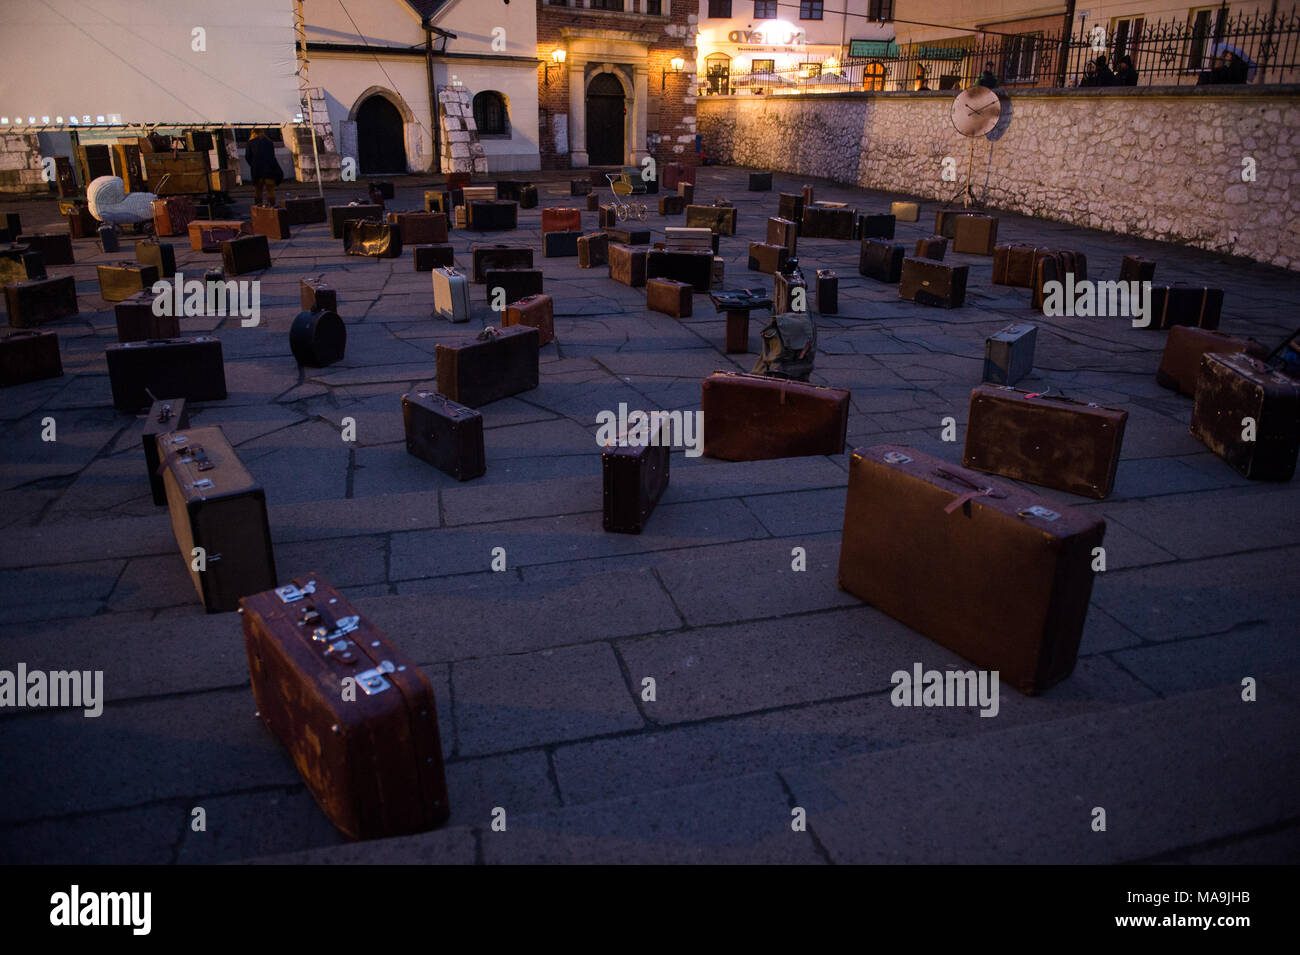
[934,467,1005,514]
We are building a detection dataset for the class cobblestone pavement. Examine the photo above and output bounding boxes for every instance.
[1,168,1297,864]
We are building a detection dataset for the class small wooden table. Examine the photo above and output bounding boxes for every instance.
[710,289,773,354]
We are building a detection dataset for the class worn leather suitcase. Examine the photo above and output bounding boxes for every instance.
[542,208,582,234]
[389,211,447,245]
[1190,352,1300,480]
[664,227,714,252]
[98,263,160,303]
[135,239,176,279]
[221,234,273,274]
[543,230,582,258]
[153,196,196,237]
[435,325,539,407]
[402,390,486,481]
[801,185,815,205]
[598,205,618,229]
[856,213,895,240]
[114,291,178,343]
[860,239,906,284]
[65,205,99,239]
[837,443,1106,695]
[993,244,1045,287]
[0,244,44,284]
[282,196,327,225]
[251,205,292,240]
[647,249,712,291]
[142,397,189,505]
[343,221,400,259]
[610,243,648,288]
[659,194,686,215]
[241,574,450,840]
[106,336,227,411]
[963,384,1128,498]
[952,214,999,255]
[5,275,78,328]
[521,185,540,210]
[157,425,276,613]
[1120,254,1156,283]
[495,180,524,202]
[816,269,839,315]
[661,162,694,191]
[748,172,773,192]
[369,180,395,200]
[198,226,242,254]
[584,192,598,211]
[891,201,920,222]
[484,268,543,307]
[983,323,1038,386]
[778,194,804,232]
[685,205,737,236]
[99,225,121,254]
[702,372,848,461]
[424,191,452,215]
[471,244,532,283]
[605,227,650,246]
[647,278,693,318]
[914,235,947,260]
[0,329,62,387]
[504,293,555,345]
[1149,285,1224,330]
[747,242,788,275]
[568,179,592,197]
[187,218,252,251]
[774,268,808,315]
[300,277,337,313]
[934,209,964,239]
[899,258,968,308]
[329,204,383,240]
[413,244,455,271]
[766,217,798,256]
[678,182,695,204]
[16,232,74,266]
[1157,326,1267,397]
[603,426,670,534]
[432,267,472,323]
[290,309,347,367]
[577,232,609,269]
[1030,250,1089,310]
[800,206,855,240]
[468,200,518,231]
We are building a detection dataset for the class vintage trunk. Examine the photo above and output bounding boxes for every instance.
[605,227,651,246]
[578,232,609,268]
[890,201,920,222]
[914,235,948,260]
[659,194,686,215]
[467,200,518,231]
[16,233,74,266]
[982,323,1038,386]
[646,278,693,318]
[251,205,292,241]
[816,269,839,315]
[747,242,789,275]
[329,204,383,240]
[541,208,583,234]
[777,194,804,231]
[899,258,968,308]
[701,372,849,461]
[1120,254,1156,283]
[432,267,472,323]
[389,211,447,245]
[135,239,177,279]
[837,443,1106,694]
[471,244,532,283]
[800,206,855,240]
[106,336,227,411]
[413,244,455,271]
[300,278,337,313]
[5,275,78,328]
[1149,285,1224,330]
[766,217,798,256]
[856,214,896,240]
[1157,326,1268,396]
[483,268,543,306]
[603,428,671,533]
[963,384,1128,499]
[240,574,450,840]
[860,239,906,284]
[1190,351,1300,480]
[97,263,160,303]
[290,309,347,367]
[114,291,178,343]
[401,390,486,481]
[343,221,400,259]
[992,244,1044,288]
[0,329,62,386]
[504,294,555,345]
[609,243,648,288]
[685,205,737,236]
[153,196,197,236]
[543,230,582,258]
[951,214,999,255]
[282,196,327,225]
[187,218,251,251]
[435,326,539,407]
[142,397,189,505]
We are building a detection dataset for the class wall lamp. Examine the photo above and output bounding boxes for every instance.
[662,56,685,90]
[543,47,566,87]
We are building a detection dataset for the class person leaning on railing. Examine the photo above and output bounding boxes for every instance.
[1114,55,1138,86]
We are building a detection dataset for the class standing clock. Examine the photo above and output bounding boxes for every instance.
[949,86,1005,207]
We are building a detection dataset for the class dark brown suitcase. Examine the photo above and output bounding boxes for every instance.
[860,239,906,283]
[300,277,337,313]
[747,242,788,275]
[934,208,964,239]
[158,425,276,613]
[659,194,686,215]
[685,204,737,236]
[992,244,1044,287]
[143,397,189,505]
[1190,351,1300,481]
[152,197,196,237]
[114,291,178,343]
[329,203,383,239]
[0,329,62,386]
[413,244,455,271]
[605,227,651,246]
[1149,285,1224,330]
[0,244,44,284]
[282,196,327,226]
[504,293,555,345]
[402,390,486,481]
[914,235,947,260]
[774,268,808,315]
[701,372,849,461]
[471,244,532,283]
[541,208,583,234]
[221,234,272,274]
[65,205,98,238]
[603,427,671,534]
[598,205,618,229]
[570,179,593,196]
[899,258,968,308]
[251,205,292,240]
[106,336,227,412]
[435,325,540,408]
[584,192,597,212]
[609,243,648,288]
[188,218,253,251]
[800,206,855,240]
[766,216,798,256]
[16,232,74,266]
[98,262,160,303]
[647,249,712,291]
[1120,254,1156,283]
[1157,326,1268,396]
[543,230,582,258]
[646,277,693,318]
[468,199,518,231]
[678,181,695,204]
[240,573,450,840]
[5,275,78,328]
[523,186,540,210]
[816,269,839,315]
[343,220,400,259]
[389,211,447,245]
[963,384,1128,499]
[837,443,1106,695]
[483,268,543,306]
[577,232,609,269]
[1029,251,1088,310]
[135,239,177,279]
[856,214,895,240]
[777,194,804,232]
[951,214,999,254]
[748,172,773,192]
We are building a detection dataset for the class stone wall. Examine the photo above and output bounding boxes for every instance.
[439,87,489,176]
[698,87,1300,270]
[0,134,47,195]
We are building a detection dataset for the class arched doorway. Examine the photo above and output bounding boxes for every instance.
[356,95,406,174]
[585,72,625,167]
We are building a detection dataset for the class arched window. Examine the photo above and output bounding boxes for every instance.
[472,91,509,136]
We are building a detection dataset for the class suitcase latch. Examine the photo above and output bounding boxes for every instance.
[883,451,912,464]
[276,580,317,603]
[1018,505,1060,522]
[191,478,215,490]
[357,660,395,695]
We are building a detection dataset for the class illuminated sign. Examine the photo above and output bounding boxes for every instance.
[728,27,806,45]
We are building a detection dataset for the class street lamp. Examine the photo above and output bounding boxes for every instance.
[662,56,685,90]
[543,47,566,87]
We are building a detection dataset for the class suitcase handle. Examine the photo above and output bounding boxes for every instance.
[933,467,1006,515]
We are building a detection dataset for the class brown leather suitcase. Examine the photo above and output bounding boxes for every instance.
[774,268,808,315]
[5,275,78,328]
[578,232,609,269]
[157,425,277,613]
[1190,352,1300,480]
[609,243,648,288]
[584,192,597,211]
[65,205,99,238]
[801,185,815,205]
[747,242,788,275]
[934,208,964,239]
[678,181,696,204]
[891,201,920,222]
[1149,285,1223,330]
[471,244,533,283]
[766,216,798,256]
[685,204,737,236]
[992,243,1044,287]
[899,257,967,308]
[114,291,178,343]
[951,214,999,254]
[187,218,252,251]
[701,372,849,461]
[816,269,838,314]
[98,263,160,303]
[198,226,242,254]
[483,268,542,306]
[647,249,711,291]
[541,207,582,234]
[250,205,292,240]
[135,239,176,279]
[143,397,189,505]
[605,227,650,246]
[435,325,540,407]
[570,179,592,196]
[1157,326,1268,396]
[800,206,855,240]
[221,234,273,274]
[860,239,905,284]
[1120,254,1156,283]
[659,194,686,215]
[282,196,327,225]
[837,443,1106,695]
[603,426,670,534]
[1030,250,1089,310]
[16,233,74,266]
[504,293,555,345]
[598,205,618,229]
[914,235,947,260]
[300,277,337,313]
[0,329,62,386]
[388,211,447,245]
[413,244,455,271]
[647,277,693,318]
[402,390,486,481]
[153,196,196,237]
[963,384,1128,499]
[777,194,804,232]
[856,213,895,240]
[329,204,383,240]
[240,573,451,840]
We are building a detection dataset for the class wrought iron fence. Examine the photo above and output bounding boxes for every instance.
[699,6,1300,95]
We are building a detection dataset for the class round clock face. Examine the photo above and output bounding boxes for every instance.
[951,86,1002,137]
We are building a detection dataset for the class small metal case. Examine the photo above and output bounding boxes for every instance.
[983,323,1038,386]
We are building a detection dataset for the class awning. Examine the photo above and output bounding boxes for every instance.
[847,40,900,58]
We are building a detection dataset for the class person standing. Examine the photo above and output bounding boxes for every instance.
[245,129,285,208]
[977,61,999,88]
[1094,55,1116,86]
[1114,55,1139,86]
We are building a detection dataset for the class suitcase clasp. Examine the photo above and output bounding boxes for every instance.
[1018,505,1060,522]
[276,580,317,603]
[357,660,395,695]
[883,451,912,464]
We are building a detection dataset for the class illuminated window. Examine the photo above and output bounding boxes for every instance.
[752,58,775,73]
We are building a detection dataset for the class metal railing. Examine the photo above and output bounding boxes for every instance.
[699,6,1300,95]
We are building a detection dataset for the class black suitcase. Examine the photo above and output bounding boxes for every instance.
[329,203,384,239]
[135,239,177,279]
[5,275,78,328]
[483,268,543,307]
[899,257,969,308]
[471,244,533,283]
[602,432,670,533]
[105,336,228,412]
[578,232,609,268]
[97,263,160,303]
[283,196,327,225]
[401,390,486,481]
[290,309,347,367]
[143,397,190,505]
[435,326,540,408]
[543,230,582,258]
[748,172,773,192]
[859,239,906,283]
[519,185,539,209]
[777,194,804,231]
[414,244,456,271]
[468,200,518,231]
[816,269,839,314]
[604,227,651,246]
[221,235,272,274]
[647,249,712,292]
[16,232,74,266]
[0,329,62,386]
[856,214,896,240]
